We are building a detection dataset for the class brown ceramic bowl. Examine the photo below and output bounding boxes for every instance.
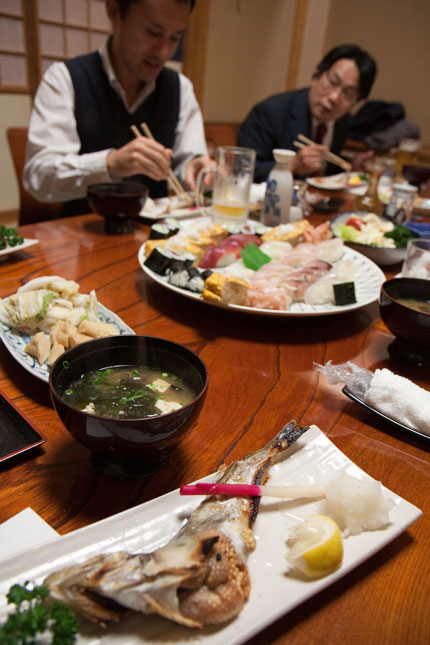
[379,278,430,364]
[88,182,149,233]
[49,335,208,478]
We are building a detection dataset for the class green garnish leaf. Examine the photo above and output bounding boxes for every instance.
[0,582,79,644]
[240,242,271,270]
[383,225,414,248]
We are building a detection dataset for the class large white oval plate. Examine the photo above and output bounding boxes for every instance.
[138,244,386,317]
[0,304,134,383]
[0,426,421,645]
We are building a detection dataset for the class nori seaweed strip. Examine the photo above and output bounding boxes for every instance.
[333,282,356,305]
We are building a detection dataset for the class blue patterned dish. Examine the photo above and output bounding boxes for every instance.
[0,304,134,383]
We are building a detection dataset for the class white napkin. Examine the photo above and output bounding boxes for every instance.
[364,368,430,435]
[0,508,59,562]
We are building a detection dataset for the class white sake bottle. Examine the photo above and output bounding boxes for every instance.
[261,149,296,227]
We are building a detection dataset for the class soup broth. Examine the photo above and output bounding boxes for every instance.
[62,365,196,419]
[396,298,430,314]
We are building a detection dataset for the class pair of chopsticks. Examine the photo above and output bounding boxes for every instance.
[294,133,352,172]
[130,122,185,197]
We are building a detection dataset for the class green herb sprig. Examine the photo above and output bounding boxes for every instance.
[383,225,414,248]
[0,225,24,250]
[0,582,79,644]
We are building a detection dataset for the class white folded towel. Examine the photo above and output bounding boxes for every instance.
[364,368,430,435]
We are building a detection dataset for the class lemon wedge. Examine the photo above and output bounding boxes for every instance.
[286,514,343,578]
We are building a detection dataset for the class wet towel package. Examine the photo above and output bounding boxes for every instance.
[365,368,430,435]
[314,361,430,435]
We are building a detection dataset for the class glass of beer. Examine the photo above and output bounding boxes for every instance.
[196,146,256,223]
[395,138,421,178]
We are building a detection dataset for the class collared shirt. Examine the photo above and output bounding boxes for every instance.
[23,39,207,203]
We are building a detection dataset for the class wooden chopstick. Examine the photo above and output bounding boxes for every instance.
[129,123,185,196]
[293,140,306,150]
[140,122,185,196]
[297,133,352,171]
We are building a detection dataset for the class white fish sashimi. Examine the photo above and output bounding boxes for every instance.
[316,238,344,264]
[259,240,292,261]
[304,259,356,305]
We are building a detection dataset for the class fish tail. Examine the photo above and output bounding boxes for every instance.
[274,418,309,450]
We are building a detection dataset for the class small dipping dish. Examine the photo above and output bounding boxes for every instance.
[379,277,430,365]
[49,335,208,479]
[88,182,149,234]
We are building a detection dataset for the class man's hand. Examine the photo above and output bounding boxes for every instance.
[107,137,172,181]
[293,144,327,176]
[185,155,215,190]
[351,150,374,172]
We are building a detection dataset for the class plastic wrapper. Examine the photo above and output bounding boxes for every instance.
[313,360,372,398]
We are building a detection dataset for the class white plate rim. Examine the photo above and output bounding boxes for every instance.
[0,237,38,259]
[138,244,386,317]
[306,173,347,191]
[0,303,135,383]
[0,425,422,645]
[140,195,206,221]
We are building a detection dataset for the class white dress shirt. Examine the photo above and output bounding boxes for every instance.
[23,39,208,203]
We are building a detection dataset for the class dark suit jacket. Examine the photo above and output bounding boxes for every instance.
[237,87,351,182]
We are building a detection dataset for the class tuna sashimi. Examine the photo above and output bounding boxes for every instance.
[199,234,261,269]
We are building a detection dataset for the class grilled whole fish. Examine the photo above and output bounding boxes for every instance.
[45,420,308,629]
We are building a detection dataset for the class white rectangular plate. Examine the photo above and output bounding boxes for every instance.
[0,426,421,644]
[0,238,38,259]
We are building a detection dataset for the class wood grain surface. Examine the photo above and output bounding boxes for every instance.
[0,205,429,645]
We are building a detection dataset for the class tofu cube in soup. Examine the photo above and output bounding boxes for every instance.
[155,400,182,414]
[148,378,170,393]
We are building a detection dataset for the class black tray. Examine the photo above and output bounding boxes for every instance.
[0,390,46,463]
[342,385,430,448]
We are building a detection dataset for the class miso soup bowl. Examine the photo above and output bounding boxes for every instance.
[379,278,430,364]
[88,182,149,234]
[49,335,208,479]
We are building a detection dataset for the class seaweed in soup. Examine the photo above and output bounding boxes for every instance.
[62,366,195,419]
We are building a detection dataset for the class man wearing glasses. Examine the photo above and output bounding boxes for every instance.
[237,44,377,182]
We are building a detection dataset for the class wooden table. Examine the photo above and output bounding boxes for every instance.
[0,208,429,644]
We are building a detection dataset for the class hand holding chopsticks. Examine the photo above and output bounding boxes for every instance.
[130,123,185,197]
[294,133,352,172]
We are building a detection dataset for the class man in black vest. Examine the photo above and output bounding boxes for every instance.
[24,0,211,216]
[237,44,377,183]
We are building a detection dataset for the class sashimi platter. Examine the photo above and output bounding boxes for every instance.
[139,216,385,317]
